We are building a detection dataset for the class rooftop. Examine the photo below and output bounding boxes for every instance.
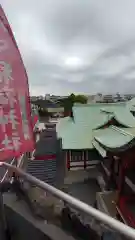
[56,102,135,150]
[93,126,135,152]
[126,97,135,112]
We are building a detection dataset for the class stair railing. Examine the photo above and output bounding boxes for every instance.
[1,161,135,240]
[1,122,40,183]
[0,158,16,183]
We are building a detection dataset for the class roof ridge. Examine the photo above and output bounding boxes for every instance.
[73,103,126,107]
[111,126,134,137]
[100,108,114,114]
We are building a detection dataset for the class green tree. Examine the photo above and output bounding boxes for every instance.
[63,96,73,114]
[75,94,87,104]
[63,93,87,115]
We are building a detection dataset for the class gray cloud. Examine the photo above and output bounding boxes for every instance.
[1,0,135,95]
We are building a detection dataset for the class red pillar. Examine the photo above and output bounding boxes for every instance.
[83,150,86,169]
[66,150,70,170]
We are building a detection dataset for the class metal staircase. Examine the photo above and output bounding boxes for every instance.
[26,159,57,186]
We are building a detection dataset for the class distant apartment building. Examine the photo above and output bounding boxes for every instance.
[94,93,103,103]
[45,94,51,100]
[88,94,114,103]
[31,96,45,101]
[87,95,95,103]
[87,94,103,103]
[30,96,38,102]
[113,93,123,102]
[124,94,135,101]
[45,94,68,102]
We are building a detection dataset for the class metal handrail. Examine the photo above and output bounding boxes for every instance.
[1,158,16,183]
[1,162,135,239]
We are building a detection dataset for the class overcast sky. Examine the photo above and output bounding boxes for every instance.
[1,0,135,96]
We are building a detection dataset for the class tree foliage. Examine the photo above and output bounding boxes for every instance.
[74,94,87,104]
[62,93,87,113]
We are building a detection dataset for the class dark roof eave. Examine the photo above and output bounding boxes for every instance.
[93,117,128,130]
[95,138,135,154]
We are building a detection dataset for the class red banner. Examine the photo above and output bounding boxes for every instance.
[0,6,35,161]
[31,107,39,129]
[32,115,39,129]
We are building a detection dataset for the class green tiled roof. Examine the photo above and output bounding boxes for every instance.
[92,139,106,157]
[120,127,135,135]
[130,106,135,112]
[93,126,135,152]
[73,103,127,128]
[62,128,93,149]
[56,116,71,138]
[126,97,135,111]
[56,102,135,150]
[57,119,93,149]
[114,108,135,127]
